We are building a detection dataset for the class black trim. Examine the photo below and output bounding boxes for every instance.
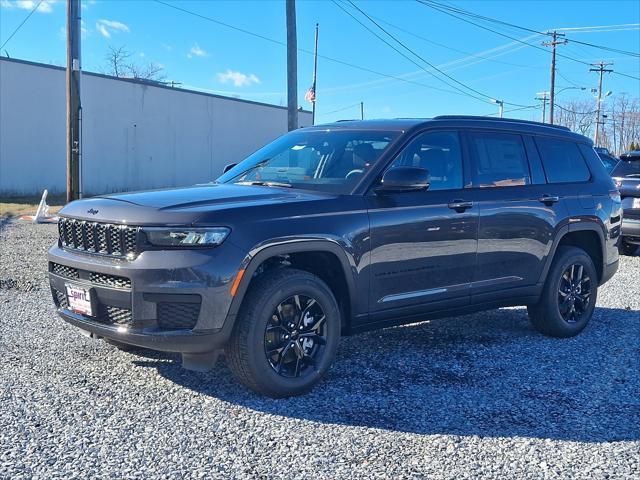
[226,240,357,322]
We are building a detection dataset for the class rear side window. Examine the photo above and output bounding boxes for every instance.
[469,132,530,188]
[535,137,591,183]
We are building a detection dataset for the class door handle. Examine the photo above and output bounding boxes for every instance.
[538,194,560,204]
[448,200,473,212]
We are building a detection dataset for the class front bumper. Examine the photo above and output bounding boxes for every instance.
[48,242,246,354]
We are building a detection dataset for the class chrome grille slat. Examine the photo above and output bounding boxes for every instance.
[58,218,138,258]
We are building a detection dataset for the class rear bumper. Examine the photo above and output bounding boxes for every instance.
[621,217,640,241]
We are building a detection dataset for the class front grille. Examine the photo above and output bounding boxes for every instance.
[58,218,138,258]
[157,302,201,329]
[97,305,133,326]
[49,263,131,290]
[51,263,79,279]
[90,272,132,290]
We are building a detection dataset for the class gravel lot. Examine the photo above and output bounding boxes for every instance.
[1,219,638,479]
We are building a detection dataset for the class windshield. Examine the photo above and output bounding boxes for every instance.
[217,129,399,193]
[612,160,640,178]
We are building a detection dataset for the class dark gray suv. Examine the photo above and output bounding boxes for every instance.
[49,116,622,397]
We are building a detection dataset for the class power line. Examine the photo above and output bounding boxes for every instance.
[421,0,640,58]
[318,102,362,116]
[417,1,640,81]
[485,104,540,116]
[345,0,518,104]
[152,0,493,100]
[331,1,486,102]
[0,0,43,51]
[369,13,534,69]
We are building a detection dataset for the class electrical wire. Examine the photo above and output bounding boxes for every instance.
[332,0,492,104]
[318,102,362,116]
[0,0,44,51]
[345,0,519,105]
[417,0,640,81]
[152,0,495,99]
[369,14,534,69]
[420,0,640,58]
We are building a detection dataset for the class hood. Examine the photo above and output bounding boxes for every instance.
[59,183,330,225]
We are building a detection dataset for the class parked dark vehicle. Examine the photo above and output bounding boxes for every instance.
[594,146,619,173]
[612,150,640,255]
[49,116,622,397]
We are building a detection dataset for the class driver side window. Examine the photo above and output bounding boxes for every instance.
[389,131,463,191]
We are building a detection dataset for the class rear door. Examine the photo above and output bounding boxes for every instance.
[467,130,567,301]
[365,129,478,319]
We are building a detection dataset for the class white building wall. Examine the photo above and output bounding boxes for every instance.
[0,58,311,196]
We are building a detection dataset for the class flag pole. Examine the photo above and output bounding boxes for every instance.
[311,23,318,125]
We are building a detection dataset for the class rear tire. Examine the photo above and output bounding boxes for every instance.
[226,268,341,398]
[618,239,638,256]
[528,246,598,338]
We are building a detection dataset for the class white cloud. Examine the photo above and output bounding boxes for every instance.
[187,43,208,59]
[1,0,59,13]
[95,19,129,39]
[217,69,261,87]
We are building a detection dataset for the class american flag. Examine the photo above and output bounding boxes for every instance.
[304,85,316,103]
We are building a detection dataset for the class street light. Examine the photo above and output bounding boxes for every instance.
[491,99,504,118]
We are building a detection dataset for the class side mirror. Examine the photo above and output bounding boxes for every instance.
[223,163,238,174]
[375,166,430,193]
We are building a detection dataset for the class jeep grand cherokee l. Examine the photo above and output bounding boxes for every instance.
[49,116,621,397]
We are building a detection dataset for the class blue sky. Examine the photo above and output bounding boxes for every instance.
[1,0,639,122]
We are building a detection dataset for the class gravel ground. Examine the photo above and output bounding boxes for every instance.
[1,219,638,479]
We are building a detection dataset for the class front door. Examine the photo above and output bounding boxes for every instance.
[366,130,478,319]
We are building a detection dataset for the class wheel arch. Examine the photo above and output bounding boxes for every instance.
[225,240,358,331]
[540,221,606,285]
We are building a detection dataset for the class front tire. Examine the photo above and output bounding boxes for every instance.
[226,268,341,398]
[528,246,598,338]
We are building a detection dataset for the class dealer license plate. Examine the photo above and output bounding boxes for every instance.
[65,284,93,316]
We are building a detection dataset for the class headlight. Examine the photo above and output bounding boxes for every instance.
[143,227,230,247]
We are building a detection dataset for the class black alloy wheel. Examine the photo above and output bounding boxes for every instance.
[264,294,328,378]
[557,263,592,324]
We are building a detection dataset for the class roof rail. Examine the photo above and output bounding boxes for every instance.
[432,115,571,131]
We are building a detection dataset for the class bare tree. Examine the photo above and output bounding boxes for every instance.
[555,99,596,137]
[104,45,165,82]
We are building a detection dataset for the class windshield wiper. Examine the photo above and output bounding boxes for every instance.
[235,180,293,188]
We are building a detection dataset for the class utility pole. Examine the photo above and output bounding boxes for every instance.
[360,102,364,120]
[286,0,298,131]
[590,61,613,146]
[66,0,82,202]
[536,92,549,123]
[542,31,566,125]
[311,23,318,125]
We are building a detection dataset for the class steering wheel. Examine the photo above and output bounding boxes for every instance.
[345,169,364,179]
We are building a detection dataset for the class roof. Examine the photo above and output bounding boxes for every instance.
[309,115,588,142]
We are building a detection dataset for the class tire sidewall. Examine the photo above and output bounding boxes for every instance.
[545,248,598,335]
[241,272,341,396]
